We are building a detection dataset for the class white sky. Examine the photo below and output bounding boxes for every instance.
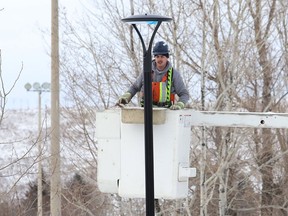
[0,0,82,109]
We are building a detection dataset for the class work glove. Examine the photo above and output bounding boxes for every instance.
[170,101,185,110]
[117,92,132,105]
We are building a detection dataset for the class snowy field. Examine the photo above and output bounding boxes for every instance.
[0,108,96,199]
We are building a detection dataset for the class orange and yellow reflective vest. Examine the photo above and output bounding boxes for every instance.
[141,68,175,107]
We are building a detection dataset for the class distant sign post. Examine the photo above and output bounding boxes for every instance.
[122,14,172,215]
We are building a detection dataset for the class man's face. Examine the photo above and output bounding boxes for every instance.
[154,55,168,70]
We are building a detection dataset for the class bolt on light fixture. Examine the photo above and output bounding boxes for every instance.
[25,82,51,93]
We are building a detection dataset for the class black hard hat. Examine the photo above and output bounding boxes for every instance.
[152,41,169,56]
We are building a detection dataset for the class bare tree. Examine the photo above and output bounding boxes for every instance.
[57,0,288,215]
[0,50,22,124]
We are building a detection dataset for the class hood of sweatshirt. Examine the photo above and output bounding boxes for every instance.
[152,60,172,82]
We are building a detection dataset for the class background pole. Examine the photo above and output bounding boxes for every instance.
[50,0,61,215]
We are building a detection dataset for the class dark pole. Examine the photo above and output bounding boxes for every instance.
[131,22,161,215]
[122,15,172,216]
[143,47,154,216]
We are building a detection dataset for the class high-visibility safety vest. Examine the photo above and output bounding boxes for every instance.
[141,68,175,107]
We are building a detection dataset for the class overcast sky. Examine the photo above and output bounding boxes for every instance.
[1,0,82,109]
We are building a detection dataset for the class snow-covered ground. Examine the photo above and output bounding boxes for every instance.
[0,108,96,199]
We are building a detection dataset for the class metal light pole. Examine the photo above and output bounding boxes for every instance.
[122,14,172,216]
[25,82,51,216]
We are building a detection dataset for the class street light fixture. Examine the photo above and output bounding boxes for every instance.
[25,82,50,216]
[122,14,172,215]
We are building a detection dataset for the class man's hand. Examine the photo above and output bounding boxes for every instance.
[117,92,132,105]
[170,101,185,110]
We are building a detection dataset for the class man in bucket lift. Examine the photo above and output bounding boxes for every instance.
[118,41,189,110]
